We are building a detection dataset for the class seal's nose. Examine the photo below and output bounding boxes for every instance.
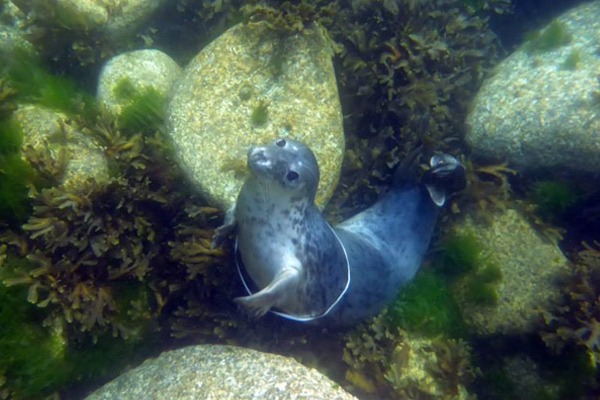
[248,146,266,162]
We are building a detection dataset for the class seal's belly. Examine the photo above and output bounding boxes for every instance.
[237,224,298,289]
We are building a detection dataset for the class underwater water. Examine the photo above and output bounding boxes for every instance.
[1,0,600,399]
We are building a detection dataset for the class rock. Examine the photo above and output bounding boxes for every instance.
[13,104,109,189]
[0,1,34,54]
[85,344,357,400]
[24,0,169,41]
[452,209,568,336]
[466,1,600,175]
[97,49,181,118]
[167,21,344,210]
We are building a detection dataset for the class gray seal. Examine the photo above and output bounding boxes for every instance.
[212,138,465,327]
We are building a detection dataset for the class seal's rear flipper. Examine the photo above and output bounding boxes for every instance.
[234,268,300,318]
[423,154,466,207]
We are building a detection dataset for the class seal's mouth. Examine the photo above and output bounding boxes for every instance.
[248,146,271,174]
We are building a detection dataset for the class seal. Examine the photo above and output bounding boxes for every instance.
[212,138,465,327]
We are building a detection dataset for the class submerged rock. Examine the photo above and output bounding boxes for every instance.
[97,49,181,118]
[13,104,109,189]
[22,0,169,41]
[452,209,568,336]
[167,21,344,210]
[0,1,34,54]
[85,344,356,400]
[466,1,600,175]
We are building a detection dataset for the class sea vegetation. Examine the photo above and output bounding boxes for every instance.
[343,310,478,399]
[529,180,579,223]
[112,78,167,136]
[561,49,581,70]
[389,270,467,338]
[540,241,600,369]
[437,231,503,306]
[0,118,34,225]
[525,20,572,54]
[250,100,269,127]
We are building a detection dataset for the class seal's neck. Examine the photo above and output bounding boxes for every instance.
[243,177,316,213]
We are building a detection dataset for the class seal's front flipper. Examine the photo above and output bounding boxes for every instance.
[234,268,300,318]
[211,206,237,249]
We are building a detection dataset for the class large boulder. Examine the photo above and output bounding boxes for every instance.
[452,209,568,336]
[167,21,345,210]
[466,1,600,175]
[85,344,357,400]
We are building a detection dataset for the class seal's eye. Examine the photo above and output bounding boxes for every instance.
[275,139,286,148]
[286,170,299,181]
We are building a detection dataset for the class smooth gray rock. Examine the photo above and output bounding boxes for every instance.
[85,345,357,400]
[466,0,600,174]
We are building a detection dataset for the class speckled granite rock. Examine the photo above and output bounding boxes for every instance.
[85,345,357,400]
[13,104,109,188]
[466,0,600,174]
[97,49,181,118]
[167,21,344,210]
[452,209,568,336]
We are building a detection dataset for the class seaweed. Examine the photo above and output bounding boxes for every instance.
[540,241,600,368]
[525,20,572,54]
[1,48,97,121]
[561,49,581,70]
[389,270,467,338]
[250,101,269,127]
[530,180,579,223]
[113,78,167,136]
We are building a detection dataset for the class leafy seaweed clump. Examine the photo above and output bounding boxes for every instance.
[541,241,600,369]
[113,78,167,136]
[389,270,466,338]
[0,257,71,399]
[525,20,572,54]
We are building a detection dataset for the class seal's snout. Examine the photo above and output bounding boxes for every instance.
[248,145,272,175]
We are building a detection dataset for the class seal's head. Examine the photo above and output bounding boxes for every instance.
[247,138,320,201]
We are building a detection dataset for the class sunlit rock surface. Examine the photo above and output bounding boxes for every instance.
[167,21,344,210]
[466,1,600,175]
[86,344,357,400]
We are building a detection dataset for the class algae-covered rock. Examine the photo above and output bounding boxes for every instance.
[27,0,169,40]
[97,49,181,119]
[13,104,109,188]
[167,21,344,210]
[85,344,357,400]
[452,209,568,336]
[0,1,34,55]
[466,1,600,175]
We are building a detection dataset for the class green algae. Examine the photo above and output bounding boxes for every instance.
[530,180,579,222]
[0,118,33,224]
[438,232,483,278]
[561,49,581,70]
[113,78,167,136]
[389,270,467,338]
[250,101,269,126]
[525,20,572,54]
[2,48,97,120]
